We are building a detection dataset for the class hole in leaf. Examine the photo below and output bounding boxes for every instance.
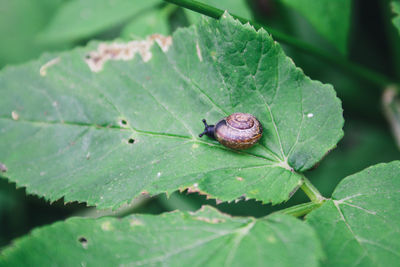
[128,138,135,144]
[85,54,91,59]
[78,237,88,249]
[121,119,127,125]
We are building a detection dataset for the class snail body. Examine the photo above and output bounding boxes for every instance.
[199,113,262,150]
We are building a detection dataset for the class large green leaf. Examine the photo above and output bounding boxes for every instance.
[0,206,323,266]
[38,0,161,43]
[307,161,400,266]
[392,1,400,34]
[0,13,343,209]
[278,0,352,55]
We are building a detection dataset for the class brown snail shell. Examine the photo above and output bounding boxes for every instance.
[199,113,263,150]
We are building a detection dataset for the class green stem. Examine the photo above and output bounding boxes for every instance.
[300,175,325,203]
[275,202,323,217]
[164,0,396,88]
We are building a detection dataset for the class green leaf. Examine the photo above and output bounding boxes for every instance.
[306,161,400,266]
[392,1,400,34]
[0,0,66,67]
[278,0,352,55]
[0,13,343,209]
[1,206,323,266]
[185,0,252,24]
[306,119,400,197]
[121,5,171,39]
[38,0,161,43]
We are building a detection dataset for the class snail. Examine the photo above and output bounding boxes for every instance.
[199,113,263,150]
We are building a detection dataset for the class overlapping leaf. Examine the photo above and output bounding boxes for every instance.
[392,1,400,34]
[278,0,351,55]
[0,206,323,266]
[38,0,161,43]
[307,161,400,266]
[0,0,66,67]
[121,6,170,39]
[0,13,343,209]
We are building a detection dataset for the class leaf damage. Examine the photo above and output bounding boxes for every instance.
[0,162,7,172]
[193,216,226,224]
[129,218,144,227]
[39,57,61,76]
[100,221,113,231]
[196,42,203,62]
[78,237,88,249]
[85,34,172,72]
[180,186,224,205]
[11,111,19,120]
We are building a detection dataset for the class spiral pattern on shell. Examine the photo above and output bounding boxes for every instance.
[214,113,262,150]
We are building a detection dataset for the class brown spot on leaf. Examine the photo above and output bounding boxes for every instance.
[148,34,172,51]
[187,186,201,194]
[85,34,172,72]
[194,216,225,224]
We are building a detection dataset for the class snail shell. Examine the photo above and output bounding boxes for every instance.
[199,113,263,150]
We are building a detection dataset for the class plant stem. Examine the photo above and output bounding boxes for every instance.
[300,175,325,203]
[275,202,323,217]
[164,0,396,88]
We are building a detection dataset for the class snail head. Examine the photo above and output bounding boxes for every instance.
[199,119,215,139]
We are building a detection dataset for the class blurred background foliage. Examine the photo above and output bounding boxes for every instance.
[1,0,399,249]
